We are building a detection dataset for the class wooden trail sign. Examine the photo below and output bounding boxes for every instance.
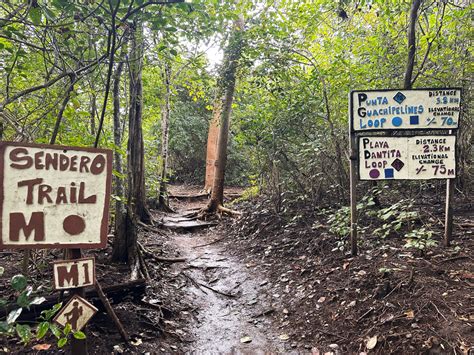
[54,295,98,331]
[53,257,95,290]
[348,87,462,256]
[359,135,456,180]
[351,88,461,131]
[0,142,112,249]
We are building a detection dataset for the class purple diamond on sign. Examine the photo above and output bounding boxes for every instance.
[393,92,406,104]
[391,159,405,171]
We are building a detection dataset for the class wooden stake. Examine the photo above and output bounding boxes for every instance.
[349,133,358,256]
[444,178,454,247]
[67,249,88,355]
[94,281,129,343]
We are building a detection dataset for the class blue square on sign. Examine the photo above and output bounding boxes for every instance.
[410,115,419,125]
[393,92,406,104]
[384,168,394,178]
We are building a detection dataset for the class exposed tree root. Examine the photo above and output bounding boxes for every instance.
[138,242,187,263]
[217,204,242,216]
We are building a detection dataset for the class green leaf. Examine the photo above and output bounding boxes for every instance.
[30,297,46,306]
[73,330,86,339]
[42,7,57,21]
[36,321,49,340]
[0,299,7,307]
[16,291,30,308]
[64,323,71,336]
[11,275,28,291]
[49,323,61,339]
[29,7,42,25]
[7,308,22,324]
[170,49,178,56]
[15,324,31,344]
[58,337,68,348]
[0,321,11,334]
[41,303,62,321]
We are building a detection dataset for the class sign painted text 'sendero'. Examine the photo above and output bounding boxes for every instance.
[359,135,456,180]
[0,142,112,249]
[351,89,461,131]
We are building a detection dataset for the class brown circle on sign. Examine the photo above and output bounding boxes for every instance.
[63,215,86,235]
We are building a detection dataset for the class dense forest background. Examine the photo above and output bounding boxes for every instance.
[0,0,472,210]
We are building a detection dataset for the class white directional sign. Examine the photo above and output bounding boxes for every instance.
[351,88,461,131]
[0,142,112,249]
[359,135,456,180]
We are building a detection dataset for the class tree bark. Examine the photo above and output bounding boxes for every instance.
[127,19,151,224]
[404,0,422,89]
[204,106,220,192]
[207,17,245,212]
[111,58,127,262]
[158,60,171,208]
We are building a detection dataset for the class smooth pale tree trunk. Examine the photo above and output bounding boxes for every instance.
[207,17,245,212]
[204,108,220,192]
[404,0,421,89]
[158,61,172,209]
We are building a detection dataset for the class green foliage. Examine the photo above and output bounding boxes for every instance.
[404,228,437,250]
[372,199,418,239]
[0,273,82,348]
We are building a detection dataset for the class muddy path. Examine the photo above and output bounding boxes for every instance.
[161,187,291,354]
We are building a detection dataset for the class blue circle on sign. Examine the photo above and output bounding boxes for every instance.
[392,117,403,127]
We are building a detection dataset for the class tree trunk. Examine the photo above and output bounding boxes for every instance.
[207,17,245,212]
[158,61,171,208]
[112,19,149,264]
[90,92,96,135]
[111,58,127,262]
[204,106,220,192]
[127,19,151,224]
[404,0,421,89]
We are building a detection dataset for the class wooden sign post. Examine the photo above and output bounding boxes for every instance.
[0,142,113,354]
[349,88,462,256]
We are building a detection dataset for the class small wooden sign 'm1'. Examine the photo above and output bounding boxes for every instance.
[53,257,95,290]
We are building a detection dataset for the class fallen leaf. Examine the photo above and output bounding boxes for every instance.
[366,335,377,350]
[357,270,367,276]
[279,334,290,341]
[131,338,142,346]
[32,344,51,351]
[343,262,350,270]
[317,297,326,303]
[405,309,415,319]
[240,336,252,343]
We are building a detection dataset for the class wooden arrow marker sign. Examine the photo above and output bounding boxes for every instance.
[54,294,98,332]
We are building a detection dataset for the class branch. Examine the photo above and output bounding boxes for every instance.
[0,54,107,111]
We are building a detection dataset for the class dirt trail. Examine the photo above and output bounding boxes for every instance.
[162,187,290,354]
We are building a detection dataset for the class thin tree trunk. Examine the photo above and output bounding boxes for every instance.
[50,76,75,145]
[404,0,422,89]
[207,17,245,212]
[111,58,127,262]
[158,60,171,208]
[90,92,96,135]
[127,19,151,224]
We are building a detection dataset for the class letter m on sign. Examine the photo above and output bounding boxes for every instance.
[9,212,45,242]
